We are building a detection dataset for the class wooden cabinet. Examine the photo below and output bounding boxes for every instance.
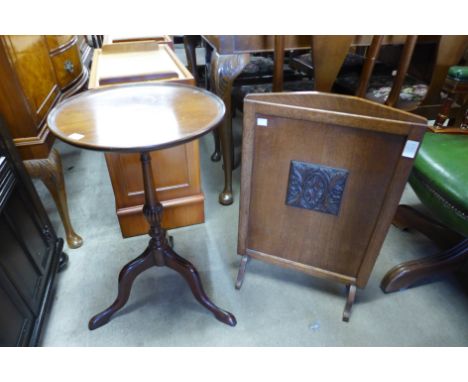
[0,35,86,248]
[89,42,205,237]
[0,118,63,346]
[0,35,87,160]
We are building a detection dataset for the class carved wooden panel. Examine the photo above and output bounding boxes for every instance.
[286,161,348,216]
[238,92,427,289]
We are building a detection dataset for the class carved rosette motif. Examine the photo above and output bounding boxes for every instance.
[286,160,349,216]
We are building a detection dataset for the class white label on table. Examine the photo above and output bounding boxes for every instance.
[257,118,268,127]
[68,133,84,141]
[402,140,420,158]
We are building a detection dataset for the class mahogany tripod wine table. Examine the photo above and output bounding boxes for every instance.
[47,83,236,329]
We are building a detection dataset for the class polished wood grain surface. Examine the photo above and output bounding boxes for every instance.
[49,40,84,90]
[202,35,464,206]
[236,91,427,320]
[103,34,173,47]
[88,41,205,237]
[47,83,225,152]
[0,35,87,249]
[88,43,192,89]
[203,35,436,55]
[2,36,60,128]
[45,35,74,51]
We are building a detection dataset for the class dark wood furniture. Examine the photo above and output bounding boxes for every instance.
[0,35,87,248]
[381,132,468,293]
[88,42,206,237]
[434,66,468,131]
[103,35,173,48]
[235,91,427,321]
[47,83,236,330]
[0,117,65,346]
[201,35,466,206]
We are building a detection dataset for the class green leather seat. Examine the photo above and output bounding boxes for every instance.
[409,132,468,236]
[447,66,468,81]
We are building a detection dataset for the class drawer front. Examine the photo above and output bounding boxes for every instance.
[49,38,83,90]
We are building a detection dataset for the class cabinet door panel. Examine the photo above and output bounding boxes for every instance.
[0,214,44,314]
[4,188,49,270]
[0,276,33,346]
[106,141,201,207]
[2,36,60,126]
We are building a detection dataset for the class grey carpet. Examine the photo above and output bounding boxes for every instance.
[35,111,468,346]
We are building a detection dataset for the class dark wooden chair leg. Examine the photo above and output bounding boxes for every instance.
[235,255,250,290]
[183,35,200,85]
[435,94,455,128]
[210,52,250,205]
[164,247,236,326]
[461,108,468,129]
[88,248,155,330]
[211,127,222,162]
[393,205,463,249]
[342,284,357,322]
[381,238,468,293]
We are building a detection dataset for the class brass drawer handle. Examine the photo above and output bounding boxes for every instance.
[64,60,74,73]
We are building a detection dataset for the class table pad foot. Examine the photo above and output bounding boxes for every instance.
[89,244,237,330]
[219,191,234,206]
[164,247,237,326]
[89,248,154,330]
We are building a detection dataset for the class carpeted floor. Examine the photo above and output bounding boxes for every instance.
[35,109,468,346]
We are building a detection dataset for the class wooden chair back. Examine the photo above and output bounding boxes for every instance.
[272,35,467,113]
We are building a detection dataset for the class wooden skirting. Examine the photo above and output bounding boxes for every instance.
[117,193,205,237]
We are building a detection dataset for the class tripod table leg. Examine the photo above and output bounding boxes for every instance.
[88,248,155,330]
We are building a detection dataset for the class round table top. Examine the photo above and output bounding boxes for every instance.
[47,83,225,152]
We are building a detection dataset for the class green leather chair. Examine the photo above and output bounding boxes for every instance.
[381,66,468,293]
[381,133,468,292]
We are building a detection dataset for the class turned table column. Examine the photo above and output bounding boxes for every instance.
[47,82,237,331]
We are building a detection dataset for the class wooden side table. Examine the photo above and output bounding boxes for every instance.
[47,83,236,329]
